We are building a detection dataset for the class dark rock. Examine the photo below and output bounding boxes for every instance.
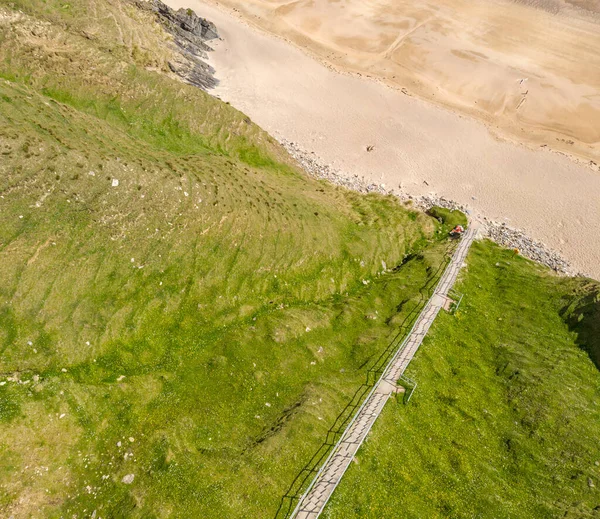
[134,0,219,90]
[153,0,218,46]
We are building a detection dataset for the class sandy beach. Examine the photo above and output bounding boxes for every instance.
[201,0,600,166]
[165,0,600,279]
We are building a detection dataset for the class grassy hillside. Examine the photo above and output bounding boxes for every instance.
[0,0,453,517]
[2,1,599,518]
[324,241,600,519]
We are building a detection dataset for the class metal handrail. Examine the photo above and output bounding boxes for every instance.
[274,243,457,519]
[397,374,417,403]
[289,236,466,518]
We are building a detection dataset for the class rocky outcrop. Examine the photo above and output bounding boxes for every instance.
[155,1,218,41]
[136,0,219,89]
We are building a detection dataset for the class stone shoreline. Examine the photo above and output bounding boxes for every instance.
[281,139,578,277]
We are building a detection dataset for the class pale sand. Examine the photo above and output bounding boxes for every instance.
[195,0,600,165]
[165,0,600,279]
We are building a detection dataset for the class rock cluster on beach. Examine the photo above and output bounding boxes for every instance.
[136,0,219,89]
[281,139,578,276]
[485,222,574,275]
[281,139,391,196]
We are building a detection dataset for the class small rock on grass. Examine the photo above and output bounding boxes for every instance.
[122,474,135,484]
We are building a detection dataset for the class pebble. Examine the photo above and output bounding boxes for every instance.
[121,474,135,484]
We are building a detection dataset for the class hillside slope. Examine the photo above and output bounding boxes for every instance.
[324,241,600,519]
[0,0,448,517]
[3,1,599,518]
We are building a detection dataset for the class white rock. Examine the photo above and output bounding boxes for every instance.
[121,474,134,484]
[112,179,119,187]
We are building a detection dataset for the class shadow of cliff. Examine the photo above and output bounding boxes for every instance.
[561,280,600,372]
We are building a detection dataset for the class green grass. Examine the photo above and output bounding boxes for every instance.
[324,241,600,518]
[428,206,468,231]
[1,1,599,518]
[0,1,450,517]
